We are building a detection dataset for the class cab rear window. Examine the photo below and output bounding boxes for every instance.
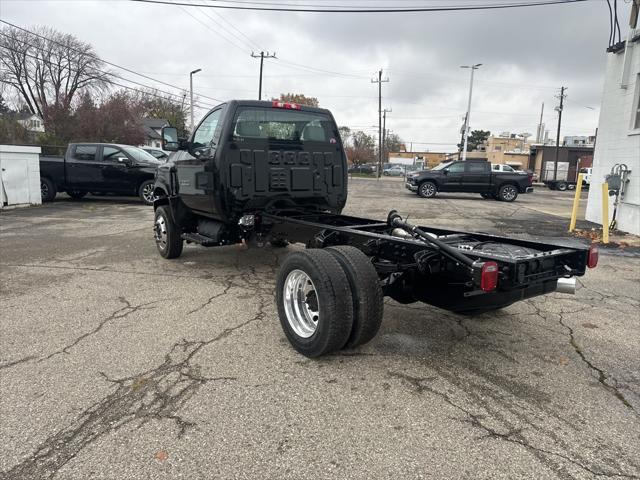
[232,107,336,143]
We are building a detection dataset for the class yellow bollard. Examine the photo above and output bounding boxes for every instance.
[568,173,584,232]
[601,182,609,244]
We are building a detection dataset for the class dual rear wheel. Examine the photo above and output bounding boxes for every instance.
[276,246,384,358]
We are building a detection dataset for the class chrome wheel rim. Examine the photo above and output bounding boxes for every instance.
[421,183,435,197]
[41,181,48,199]
[283,269,320,338]
[142,183,156,203]
[154,215,167,250]
[502,186,517,201]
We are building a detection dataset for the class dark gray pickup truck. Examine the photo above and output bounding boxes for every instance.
[39,143,161,205]
[405,159,534,201]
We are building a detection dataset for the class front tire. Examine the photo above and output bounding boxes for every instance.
[418,181,437,198]
[40,178,56,202]
[276,249,354,357]
[326,246,384,349]
[154,206,183,259]
[498,184,518,202]
[139,180,156,206]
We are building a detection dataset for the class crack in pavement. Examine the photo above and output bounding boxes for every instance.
[0,297,268,480]
[388,370,640,479]
[556,310,638,417]
[38,297,161,363]
[0,355,38,371]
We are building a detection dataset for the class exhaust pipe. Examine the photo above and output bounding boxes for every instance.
[556,277,577,295]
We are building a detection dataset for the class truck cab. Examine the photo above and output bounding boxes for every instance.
[154,100,347,235]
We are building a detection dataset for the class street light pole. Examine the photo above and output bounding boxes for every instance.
[460,63,482,161]
[190,68,202,132]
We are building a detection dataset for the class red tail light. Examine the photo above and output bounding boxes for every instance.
[481,261,499,292]
[587,244,598,268]
[272,101,301,110]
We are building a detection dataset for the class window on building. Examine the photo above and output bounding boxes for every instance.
[494,145,502,151]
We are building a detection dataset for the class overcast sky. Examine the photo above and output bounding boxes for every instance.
[2,0,633,151]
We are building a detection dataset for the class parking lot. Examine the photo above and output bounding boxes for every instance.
[1,179,639,479]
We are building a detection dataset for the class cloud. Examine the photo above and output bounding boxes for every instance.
[2,0,629,151]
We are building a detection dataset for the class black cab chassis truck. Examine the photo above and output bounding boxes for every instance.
[153,100,598,358]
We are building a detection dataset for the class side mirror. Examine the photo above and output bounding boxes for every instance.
[443,169,449,175]
[162,126,179,152]
[117,156,132,166]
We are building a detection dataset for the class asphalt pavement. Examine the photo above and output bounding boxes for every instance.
[1,181,638,479]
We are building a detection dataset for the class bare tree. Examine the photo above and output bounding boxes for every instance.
[0,26,108,123]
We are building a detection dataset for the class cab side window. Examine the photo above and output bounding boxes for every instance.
[73,145,97,161]
[103,146,125,161]
[193,109,222,147]
[467,162,489,173]
[448,162,465,173]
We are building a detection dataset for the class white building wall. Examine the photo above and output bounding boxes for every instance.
[0,145,42,208]
[586,34,640,235]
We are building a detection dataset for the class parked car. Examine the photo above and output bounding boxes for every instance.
[39,143,162,205]
[383,165,405,176]
[491,164,527,174]
[142,147,170,161]
[406,159,533,201]
[348,164,374,174]
[152,99,596,358]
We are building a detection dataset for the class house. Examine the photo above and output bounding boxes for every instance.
[12,112,45,134]
[2,112,46,141]
[140,118,170,149]
[529,145,594,182]
[585,8,640,235]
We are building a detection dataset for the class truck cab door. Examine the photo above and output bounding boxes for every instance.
[440,161,465,191]
[462,161,491,192]
[175,108,223,214]
[65,145,100,189]
[100,146,138,193]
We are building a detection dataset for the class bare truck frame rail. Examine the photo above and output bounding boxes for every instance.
[155,206,596,357]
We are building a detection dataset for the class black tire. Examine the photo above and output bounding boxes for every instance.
[67,190,87,200]
[269,238,289,248]
[326,246,384,349]
[418,181,437,198]
[139,180,156,206]
[498,184,518,202]
[276,249,354,357]
[154,206,183,259]
[557,182,568,191]
[40,177,56,202]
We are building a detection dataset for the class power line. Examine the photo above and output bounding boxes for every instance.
[131,0,590,13]
[0,42,216,110]
[0,19,223,103]
[177,5,250,53]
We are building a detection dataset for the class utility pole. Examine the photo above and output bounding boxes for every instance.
[372,69,389,178]
[189,68,202,132]
[553,86,567,181]
[382,108,392,162]
[460,64,482,161]
[251,51,276,100]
